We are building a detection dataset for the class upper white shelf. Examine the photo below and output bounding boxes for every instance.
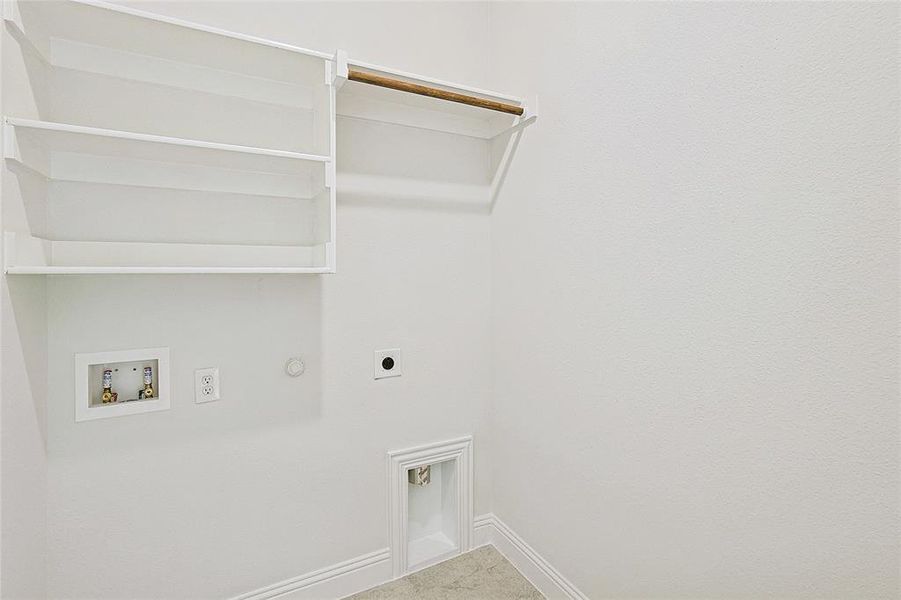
[3,0,330,85]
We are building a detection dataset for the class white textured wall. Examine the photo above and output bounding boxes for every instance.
[43,3,492,598]
[1,277,47,599]
[1,22,48,599]
[489,2,899,598]
[13,3,901,599]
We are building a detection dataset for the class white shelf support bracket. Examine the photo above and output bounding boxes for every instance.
[489,129,523,209]
[489,97,537,209]
[3,232,52,272]
[325,241,336,273]
[523,94,539,121]
[3,232,17,271]
[3,121,19,162]
[333,49,348,90]
[489,113,537,141]
[323,56,333,86]
[2,0,23,34]
[3,121,52,179]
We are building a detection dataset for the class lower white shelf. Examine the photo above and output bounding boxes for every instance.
[4,232,334,274]
[339,172,490,205]
[7,266,333,274]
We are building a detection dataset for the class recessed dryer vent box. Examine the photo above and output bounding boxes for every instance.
[74,347,170,422]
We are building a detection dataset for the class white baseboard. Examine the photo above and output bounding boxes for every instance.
[473,513,495,547]
[232,548,391,600]
[473,513,588,600]
[233,513,585,600]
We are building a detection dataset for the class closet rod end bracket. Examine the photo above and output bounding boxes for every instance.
[333,49,348,90]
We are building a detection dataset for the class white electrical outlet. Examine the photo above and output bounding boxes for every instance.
[194,367,220,403]
[374,349,402,379]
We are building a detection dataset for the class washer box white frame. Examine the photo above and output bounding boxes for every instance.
[387,435,473,578]
[74,347,171,422]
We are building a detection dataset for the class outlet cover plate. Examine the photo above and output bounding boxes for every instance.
[374,349,402,379]
[194,367,220,403]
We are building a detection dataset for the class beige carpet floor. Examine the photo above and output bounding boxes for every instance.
[343,545,544,600]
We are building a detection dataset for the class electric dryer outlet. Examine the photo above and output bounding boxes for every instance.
[374,349,402,379]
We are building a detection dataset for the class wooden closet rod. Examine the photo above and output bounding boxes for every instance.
[347,69,524,116]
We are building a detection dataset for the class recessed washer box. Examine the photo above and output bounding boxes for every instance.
[74,347,170,422]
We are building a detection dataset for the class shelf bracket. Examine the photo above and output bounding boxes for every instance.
[333,49,348,90]
[3,231,16,272]
[490,113,537,141]
[490,115,537,210]
[488,94,537,208]
[3,121,19,162]
[2,0,23,37]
